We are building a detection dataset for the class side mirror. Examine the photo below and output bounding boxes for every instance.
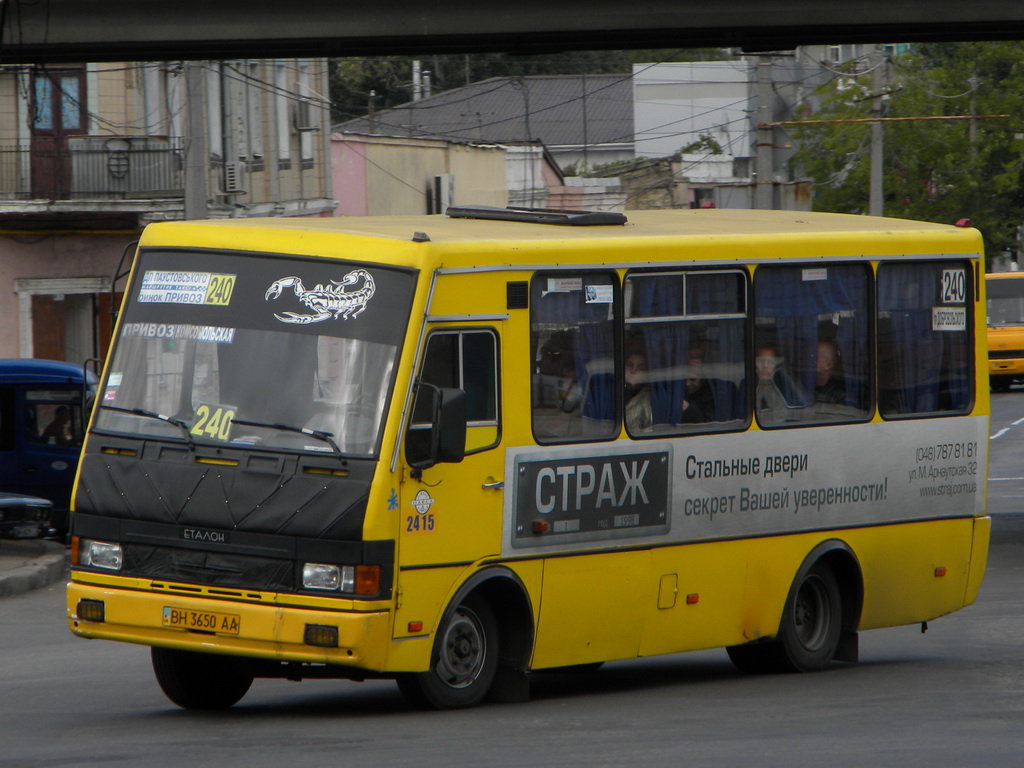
[405,382,466,471]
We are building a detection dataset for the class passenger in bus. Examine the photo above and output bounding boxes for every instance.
[624,343,653,432]
[755,343,790,423]
[40,405,74,446]
[679,343,715,423]
[814,340,846,405]
[535,332,582,413]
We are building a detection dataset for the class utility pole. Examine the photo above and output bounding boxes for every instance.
[869,47,886,217]
[183,62,208,220]
[412,60,422,101]
[755,55,775,210]
[968,72,979,148]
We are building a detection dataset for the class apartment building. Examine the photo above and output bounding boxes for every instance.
[0,59,335,363]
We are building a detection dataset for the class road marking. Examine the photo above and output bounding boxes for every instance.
[990,416,1024,440]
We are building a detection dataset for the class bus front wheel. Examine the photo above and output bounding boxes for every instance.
[151,647,254,709]
[727,562,842,674]
[397,593,499,709]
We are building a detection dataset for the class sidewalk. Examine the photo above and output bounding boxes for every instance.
[0,538,68,598]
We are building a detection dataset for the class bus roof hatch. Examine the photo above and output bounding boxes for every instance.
[445,205,627,226]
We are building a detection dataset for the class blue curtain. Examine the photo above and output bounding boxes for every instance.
[688,274,746,421]
[633,276,688,424]
[877,263,970,413]
[632,273,746,424]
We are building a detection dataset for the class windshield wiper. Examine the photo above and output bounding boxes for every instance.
[230,418,347,464]
[99,404,195,449]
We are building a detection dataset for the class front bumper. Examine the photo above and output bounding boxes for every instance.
[67,575,393,670]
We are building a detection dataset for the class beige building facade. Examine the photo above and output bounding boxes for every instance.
[0,59,335,363]
[331,133,508,216]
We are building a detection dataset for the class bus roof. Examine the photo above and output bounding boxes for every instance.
[139,209,983,270]
[0,359,92,384]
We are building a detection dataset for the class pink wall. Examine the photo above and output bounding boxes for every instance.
[330,135,370,216]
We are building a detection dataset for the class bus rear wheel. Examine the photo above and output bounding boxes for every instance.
[151,647,254,709]
[727,562,842,674]
[397,593,498,709]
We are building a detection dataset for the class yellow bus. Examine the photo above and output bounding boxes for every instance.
[986,271,1024,391]
[67,206,990,710]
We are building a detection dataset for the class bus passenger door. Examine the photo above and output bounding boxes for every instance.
[398,326,504,574]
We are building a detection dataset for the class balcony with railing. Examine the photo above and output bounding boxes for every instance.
[0,136,185,208]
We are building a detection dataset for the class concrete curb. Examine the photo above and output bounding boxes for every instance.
[0,541,68,598]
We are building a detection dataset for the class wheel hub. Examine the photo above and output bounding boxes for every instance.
[437,608,486,688]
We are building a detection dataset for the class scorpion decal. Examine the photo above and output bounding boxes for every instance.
[265,269,376,324]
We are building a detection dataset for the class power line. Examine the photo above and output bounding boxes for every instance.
[767,113,1009,127]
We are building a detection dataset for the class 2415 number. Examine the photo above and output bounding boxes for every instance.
[406,514,435,533]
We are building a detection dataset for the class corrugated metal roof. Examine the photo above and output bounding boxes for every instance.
[334,75,634,149]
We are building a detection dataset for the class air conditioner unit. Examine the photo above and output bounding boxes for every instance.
[222,162,247,195]
[293,99,316,132]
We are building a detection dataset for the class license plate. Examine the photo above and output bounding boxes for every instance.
[162,606,240,635]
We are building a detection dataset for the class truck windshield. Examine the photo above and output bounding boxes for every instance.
[93,248,416,458]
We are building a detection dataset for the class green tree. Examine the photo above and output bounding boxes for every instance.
[793,41,1024,260]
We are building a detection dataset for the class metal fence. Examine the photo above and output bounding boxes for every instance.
[0,136,185,200]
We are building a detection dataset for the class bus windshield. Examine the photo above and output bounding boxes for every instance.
[93,248,416,458]
[987,275,1024,326]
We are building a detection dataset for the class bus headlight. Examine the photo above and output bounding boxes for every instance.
[302,563,380,595]
[77,539,124,571]
[302,563,346,591]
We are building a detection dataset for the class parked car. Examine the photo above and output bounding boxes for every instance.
[0,359,96,540]
[0,492,52,539]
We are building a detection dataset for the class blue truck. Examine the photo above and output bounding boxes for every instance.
[0,359,96,540]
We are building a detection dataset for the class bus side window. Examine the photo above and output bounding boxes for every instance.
[623,270,748,437]
[753,264,871,426]
[29,403,77,446]
[0,387,14,452]
[530,273,617,443]
[877,261,972,417]
[417,329,499,453]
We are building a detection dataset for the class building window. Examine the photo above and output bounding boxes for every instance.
[246,60,265,171]
[275,60,291,170]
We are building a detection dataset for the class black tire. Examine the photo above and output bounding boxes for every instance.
[151,647,254,709]
[779,562,842,671]
[397,593,499,709]
[727,562,842,674]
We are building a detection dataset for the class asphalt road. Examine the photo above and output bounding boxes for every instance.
[1,395,1023,768]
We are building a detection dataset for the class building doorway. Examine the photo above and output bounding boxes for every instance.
[30,67,87,198]
[15,278,121,366]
